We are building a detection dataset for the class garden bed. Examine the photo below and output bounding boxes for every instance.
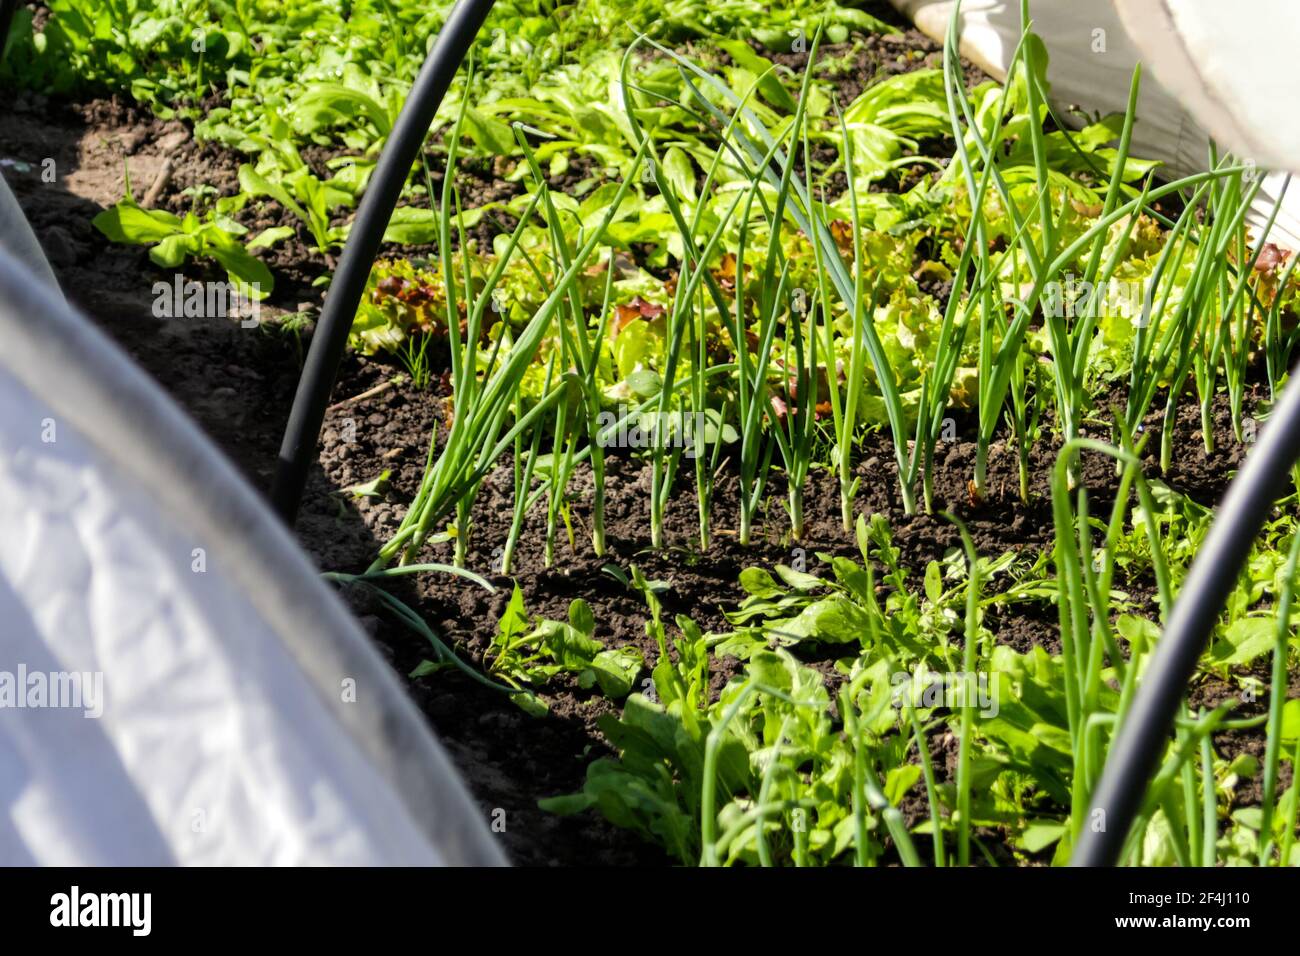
[0,100,1279,861]
[3,0,1297,867]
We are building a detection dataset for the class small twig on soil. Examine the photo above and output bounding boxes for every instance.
[141,158,174,209]
[327,376,400,412]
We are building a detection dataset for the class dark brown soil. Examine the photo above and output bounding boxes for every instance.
[3,16,1292,867]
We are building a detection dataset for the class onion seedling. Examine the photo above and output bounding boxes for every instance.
[940,2,1255,499]
[370,135,650,571]
[1263,247,1300,400]
[815,104,874,529]
[1220,175,1291,442]
[760,82,824,541]
[618,40,767,548]
[1186,150,1268,453]
[643,202,744,549]
[500,354,556,574]
[648,29,922,513]
[940,513,982,867]
[1050,438,1174,846]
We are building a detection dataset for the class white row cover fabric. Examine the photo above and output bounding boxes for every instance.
[0,247,506,866]
[1113,0,1299,176]
[0,175,59,296]
[889,0,1300,251]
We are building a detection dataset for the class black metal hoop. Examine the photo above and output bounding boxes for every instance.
[1072,364,1300,865]
[269,0,497,524]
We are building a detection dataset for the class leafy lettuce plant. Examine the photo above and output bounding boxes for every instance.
[92,182,278,297]
[487,587,644,706]
[238,160,355,257]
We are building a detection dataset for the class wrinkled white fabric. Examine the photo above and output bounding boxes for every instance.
[0,370,445,865]
[0,176,59,297]
[1114,0,1299,176]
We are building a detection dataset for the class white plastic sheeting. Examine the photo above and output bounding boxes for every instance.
[1113,0,1299,175]
[0,248,506,866]
[0,175,59,296]
[889,0,1300,250]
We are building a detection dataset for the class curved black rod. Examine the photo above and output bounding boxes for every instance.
[270,0,497,523]
[1072,364,1300,865]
